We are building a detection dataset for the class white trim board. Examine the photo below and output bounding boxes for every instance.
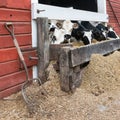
[31,0,38,78]
[32,3,108,22]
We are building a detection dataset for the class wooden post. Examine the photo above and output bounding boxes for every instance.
[59,47,71,92]
[37,17,50,83]
[59,47,83,93]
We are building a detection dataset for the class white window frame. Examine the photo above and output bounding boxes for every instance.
[32,0,108,22]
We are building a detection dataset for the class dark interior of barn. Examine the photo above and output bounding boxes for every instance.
[38,0,98,12]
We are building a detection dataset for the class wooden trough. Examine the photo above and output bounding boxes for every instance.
[51,39,120,93]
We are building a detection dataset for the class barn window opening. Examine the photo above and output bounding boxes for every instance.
[38,0,98,12]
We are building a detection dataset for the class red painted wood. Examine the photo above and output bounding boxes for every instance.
[0,68,32,91]
[0,34,32,49]
[0,47,37,63]
[109,18,117,24]
[0,0,32,98]
[0,22,31,35]
[0,8,31,21]
[109,0,120,3]
[0,60,20,77]
[0,0,31,10]
[22,50,38,68]
[0,51,38,77]
[111,8,120,13]
[0,83,22,98]
[107,0,120,35]
[0,48,18,62]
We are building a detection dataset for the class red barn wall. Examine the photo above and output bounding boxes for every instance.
[0,0,37,98]
[107,0,120,35]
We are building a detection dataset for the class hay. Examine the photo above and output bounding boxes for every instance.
[81,51,120,96]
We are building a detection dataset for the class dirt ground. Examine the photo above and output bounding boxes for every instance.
[0,51,120,120]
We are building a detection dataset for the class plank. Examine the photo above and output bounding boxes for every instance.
[0,34,32,49]
[0,0,31,10]
[0,60,20,77]
[0,47,37,63]
[21,50,38,68]
[50,44,73,61]
[109,2,120,9]
[0,50,38,77]
[0,68,32,91]
[0,83,22,98]
[0,8,31,21]
[70,39,120,67]
[0,22,31,35]
[0,48,18,62]
[109,0,120,2]
[37,17,50,82]
[59,47,71,92]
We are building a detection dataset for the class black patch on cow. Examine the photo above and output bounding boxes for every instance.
[82,36,90,45]
[107,31,117,38]
[49,27,55,32]
[96,24,108,31]
[71,28,84,41]
[64,34,71,40]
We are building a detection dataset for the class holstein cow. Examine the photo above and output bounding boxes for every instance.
[81,21,107,41]
[49,20,65,44]
[106,25,119,39]
[49,20,74,44]
[89,22,119,40]
[71,21,92,45]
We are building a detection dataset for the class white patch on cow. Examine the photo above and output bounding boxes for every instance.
[83,31,92,44]
[102,31,107,38]
[68,7,74,9]
[63,20,73,35]
[52,28,66,44]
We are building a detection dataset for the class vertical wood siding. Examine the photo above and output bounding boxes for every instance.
[0,0,37,98]
[107,0,120,35]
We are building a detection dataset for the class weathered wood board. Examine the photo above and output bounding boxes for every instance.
[59,39,120,92]
[70,39,120,67]
[37,17,50,82]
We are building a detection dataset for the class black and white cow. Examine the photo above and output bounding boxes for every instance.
[106,25,119,39]
[49,20,73,44]
[89,22,119,40]
[81,21,107,41]
[71,21,92,45]
[49,19,119,45]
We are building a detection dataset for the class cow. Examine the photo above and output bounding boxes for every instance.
[106,25,119,39]
[89,22,119,40]
[71,21,92,45]
[49,23,66,44]
[81,21,107,41]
